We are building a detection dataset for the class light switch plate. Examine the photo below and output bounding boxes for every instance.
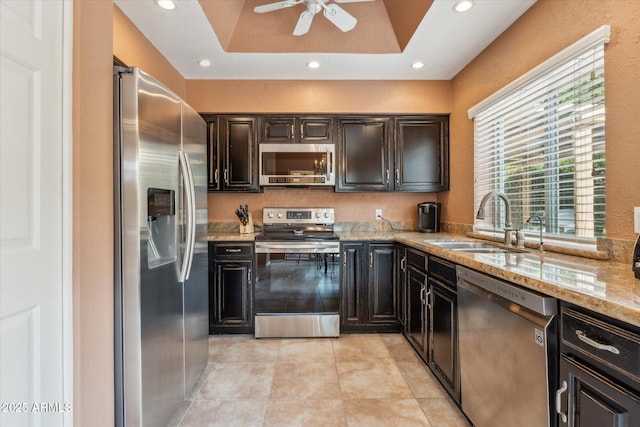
[635,207,640,233]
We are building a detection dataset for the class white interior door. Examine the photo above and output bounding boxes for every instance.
[0,1,72,426]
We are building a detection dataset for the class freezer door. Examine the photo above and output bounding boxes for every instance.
[181,102,209,396]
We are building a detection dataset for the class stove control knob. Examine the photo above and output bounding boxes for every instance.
[267,212,274,218]
[315,212,321,218]
[324,212,330,218]
[277,212,283,218]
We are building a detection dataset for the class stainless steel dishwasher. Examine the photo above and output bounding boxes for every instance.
[457,266,558,427]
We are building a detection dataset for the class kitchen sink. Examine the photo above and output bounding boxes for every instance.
[429,241,497,249]
[428,240,516,254]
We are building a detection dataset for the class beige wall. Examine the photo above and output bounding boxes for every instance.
[73,1,114,426]
[188,79,451,114]
[113,5,187,98]
[447,0,640,241]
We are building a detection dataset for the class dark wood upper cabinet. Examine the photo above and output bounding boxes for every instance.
[202,114,259,192]
[395,117,449,192]
[262,116,333,143]
[337,117,392,192]
[336,115,449,192]
[206,120,219,191]
[203,113,448,192]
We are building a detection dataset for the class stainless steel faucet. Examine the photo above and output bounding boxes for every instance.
[527,215,545,254]
[476,191,514,246]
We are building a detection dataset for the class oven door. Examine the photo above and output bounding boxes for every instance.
[254,241,340,337]
[259,143,335,186]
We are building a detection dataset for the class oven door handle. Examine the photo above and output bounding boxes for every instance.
[256,244,338,249]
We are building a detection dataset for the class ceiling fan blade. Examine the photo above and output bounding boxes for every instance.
[254,1,302,14]
[293,10,315,36]
[323,4,357,32]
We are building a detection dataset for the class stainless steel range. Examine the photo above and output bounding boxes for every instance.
[254,208,340,338]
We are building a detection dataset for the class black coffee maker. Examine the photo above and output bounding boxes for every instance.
[633,234,640,279]
[418,202,441,233]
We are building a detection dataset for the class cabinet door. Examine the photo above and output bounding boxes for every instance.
[300,117,333,143]
[366,244,396,324]
[406,267,428,361]
[429,279,459,402]
[206,119,220,191]
[395,246,407,330]
[213,259,253,327]
[559,355,640,427]
[221,117,259,191]
[262,116,296,143]
[394,117,449,192]
[341,242,365,327]
[337,118,391,192]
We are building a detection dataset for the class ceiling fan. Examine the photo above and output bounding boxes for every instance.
[254,0,374,36]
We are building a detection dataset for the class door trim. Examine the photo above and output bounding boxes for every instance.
[62,1,73,425]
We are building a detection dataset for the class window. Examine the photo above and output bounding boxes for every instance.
[469,26,610,248]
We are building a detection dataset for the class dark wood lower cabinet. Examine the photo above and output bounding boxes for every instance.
[209,242,254,334]
[429,279,458,401]
[559,355,640,426]
[406,266,428,360]
[340,242,399,332]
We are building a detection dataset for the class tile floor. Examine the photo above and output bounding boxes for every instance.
[171,334,471,427]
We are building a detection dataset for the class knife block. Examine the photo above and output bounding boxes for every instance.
[239,213,254,234]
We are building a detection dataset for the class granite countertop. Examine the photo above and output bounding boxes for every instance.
[207,232,260,241]
[394,232,640,328]
[208,230,640,327]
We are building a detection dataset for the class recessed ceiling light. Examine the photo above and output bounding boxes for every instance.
[411,62,425,70]
[156,0,176,11]
[453,0,474,13]
[307,61,320,69]
[198,59,212,67]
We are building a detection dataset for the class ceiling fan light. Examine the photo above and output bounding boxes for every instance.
[307,60,320,69]
[453,0,474,13]
[198,59,212,67]
[156,0,176,11]
[411,61,425,70]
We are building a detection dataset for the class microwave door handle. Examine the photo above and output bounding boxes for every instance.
[327,149,332,176]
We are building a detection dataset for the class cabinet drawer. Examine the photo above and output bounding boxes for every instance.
[428,256,456,286]
[561,307,640,383]
[406,248,427,272]
[213,243,254,257]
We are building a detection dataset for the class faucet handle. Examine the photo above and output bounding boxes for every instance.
[515,229,525,249]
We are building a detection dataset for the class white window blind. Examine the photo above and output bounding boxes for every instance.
[470,26,609,247]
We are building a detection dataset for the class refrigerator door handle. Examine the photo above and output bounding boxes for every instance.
[178,151,196,282]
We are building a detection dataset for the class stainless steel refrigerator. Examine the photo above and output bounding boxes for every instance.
[114,67,208,427]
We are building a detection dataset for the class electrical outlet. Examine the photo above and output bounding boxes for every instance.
[375,209,382,220]
[635,207,640,233]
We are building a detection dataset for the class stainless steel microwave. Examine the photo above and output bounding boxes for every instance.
[259,143,335,186]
